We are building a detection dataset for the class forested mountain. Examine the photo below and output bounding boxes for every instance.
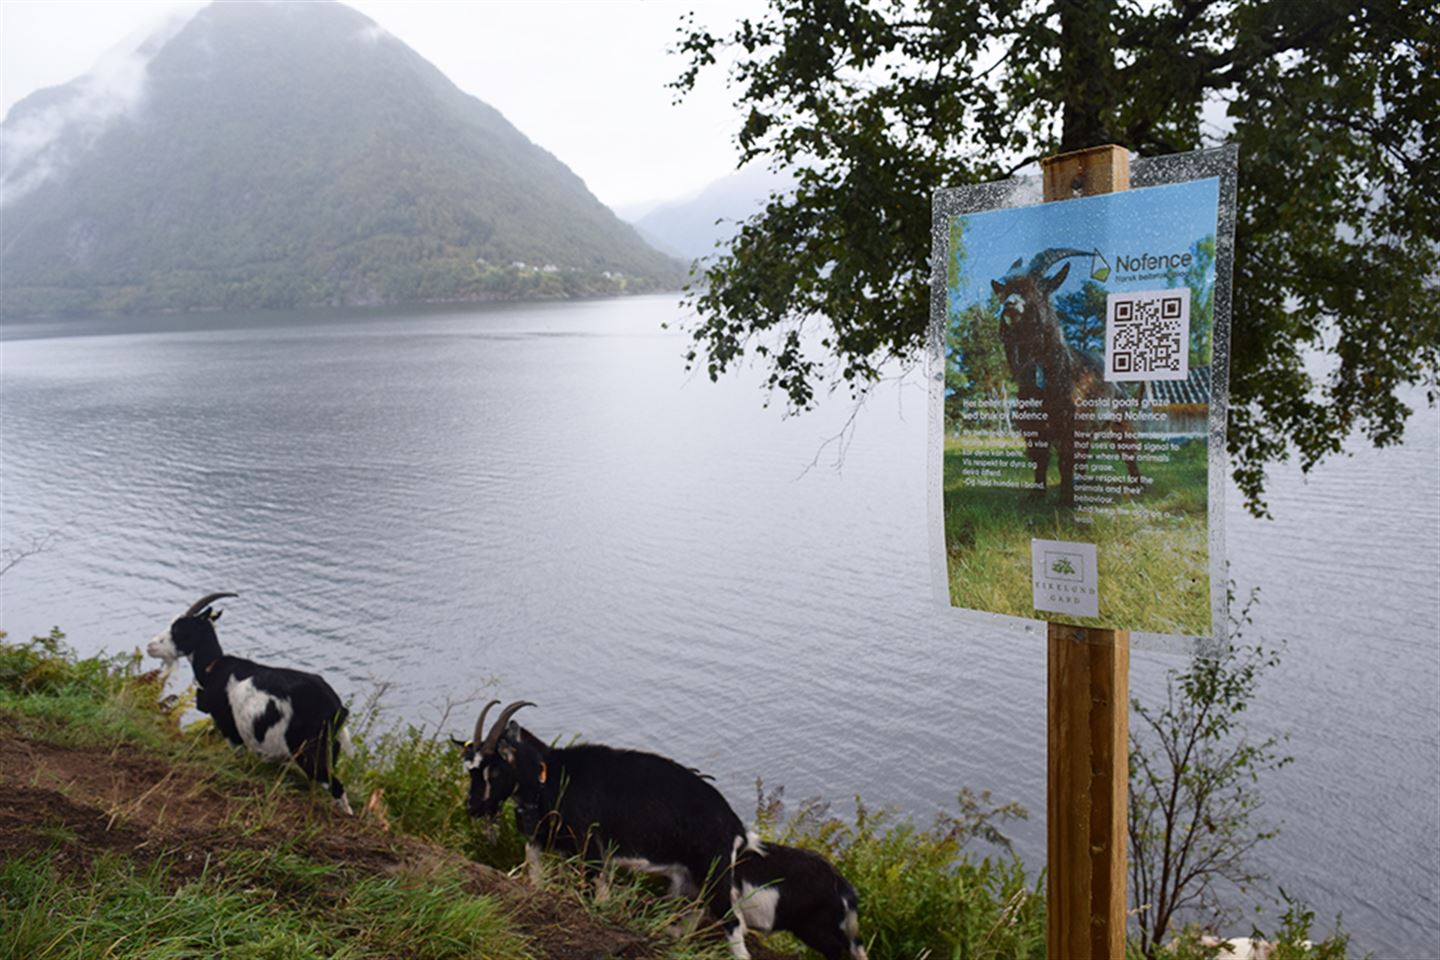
[0,2,682,316]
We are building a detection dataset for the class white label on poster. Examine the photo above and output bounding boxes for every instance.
[1031,539,1099,618]
[1105,289,1190,382]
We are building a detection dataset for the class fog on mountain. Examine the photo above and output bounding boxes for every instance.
[0,2,684,316]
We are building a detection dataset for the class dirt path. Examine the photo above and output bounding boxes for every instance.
[0,732,792,960]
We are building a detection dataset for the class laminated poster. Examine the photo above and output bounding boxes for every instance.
[928,149,1237,650]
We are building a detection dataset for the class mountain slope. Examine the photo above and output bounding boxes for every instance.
[0,2,682,315]
[631,164,795,263]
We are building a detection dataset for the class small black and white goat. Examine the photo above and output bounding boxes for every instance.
[733,842,868,960]
[147,592,353,815]
[458,700,755,957]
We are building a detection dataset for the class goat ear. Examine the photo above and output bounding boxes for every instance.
[506,721,543,755]
[210,609,223,622]
[449,736,469,749]
[1045,262,1071,291]
[498,722,531,763]
[991,279,1005,296]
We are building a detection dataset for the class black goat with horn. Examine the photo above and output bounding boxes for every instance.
[990,247,1144,506]
[147,592,353,815]
[457,700,756,957]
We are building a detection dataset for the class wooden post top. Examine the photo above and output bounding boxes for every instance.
[1041,144,1131,200]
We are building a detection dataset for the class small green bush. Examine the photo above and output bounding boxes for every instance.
[347,722,528,867]
[0,627,115,697]
[751,782,1044,959]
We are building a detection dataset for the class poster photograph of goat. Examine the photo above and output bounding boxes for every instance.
[939,177,1222,638]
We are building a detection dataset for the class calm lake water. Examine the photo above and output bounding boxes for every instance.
[2,297,1436,956]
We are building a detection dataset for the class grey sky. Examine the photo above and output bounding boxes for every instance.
[0,0,768,212]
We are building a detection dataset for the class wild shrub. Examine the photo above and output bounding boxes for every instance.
[345,719,528,868]
[0,627,114,696]
[751,781,1044,959]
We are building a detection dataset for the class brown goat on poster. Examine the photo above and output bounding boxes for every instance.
[991,251,1141,507]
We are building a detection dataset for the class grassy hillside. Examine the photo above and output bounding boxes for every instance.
[0,628,1354,959]
[0,3,683,317]
[0,627,1041,960]
[0,630,755,960]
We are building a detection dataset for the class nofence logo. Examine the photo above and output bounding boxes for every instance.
[1114,250,1193,274]
[1032,539,1098,618]
[1090,248,1111,281]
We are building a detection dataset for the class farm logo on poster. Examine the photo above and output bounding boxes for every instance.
[1031,539,1099,618]
[939,178,1221,636]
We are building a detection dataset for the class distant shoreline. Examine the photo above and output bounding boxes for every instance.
[0,285,688,339]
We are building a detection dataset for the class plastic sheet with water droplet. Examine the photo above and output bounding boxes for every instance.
[926,146,1237,657]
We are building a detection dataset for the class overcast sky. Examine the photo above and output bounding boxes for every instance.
[0,0,770,214]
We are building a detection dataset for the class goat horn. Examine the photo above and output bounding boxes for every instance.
[1021,247,1091,277]
[481,700,535,755]
[471,699,501,746]
[185,592,238,617]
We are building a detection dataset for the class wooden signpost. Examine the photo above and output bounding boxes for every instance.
[1042,144,1131,960]
[1047,619,1130,958]
[932,140,1233,959]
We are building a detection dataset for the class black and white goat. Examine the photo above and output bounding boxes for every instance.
[147,592,353,815]
[458,700,755,958]
[733,842,868,960]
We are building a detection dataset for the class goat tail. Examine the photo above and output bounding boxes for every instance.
[331,707,353,759]
[744,830,766,855]
[843,890,867,959]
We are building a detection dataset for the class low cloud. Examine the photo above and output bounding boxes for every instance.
[356,22,391,46]
[1,5,201,208]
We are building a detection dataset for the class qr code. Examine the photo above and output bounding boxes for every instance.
[1105,290,1190,382]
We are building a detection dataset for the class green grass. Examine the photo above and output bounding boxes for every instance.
[0,851,532,960]
[943,436,1211,634]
